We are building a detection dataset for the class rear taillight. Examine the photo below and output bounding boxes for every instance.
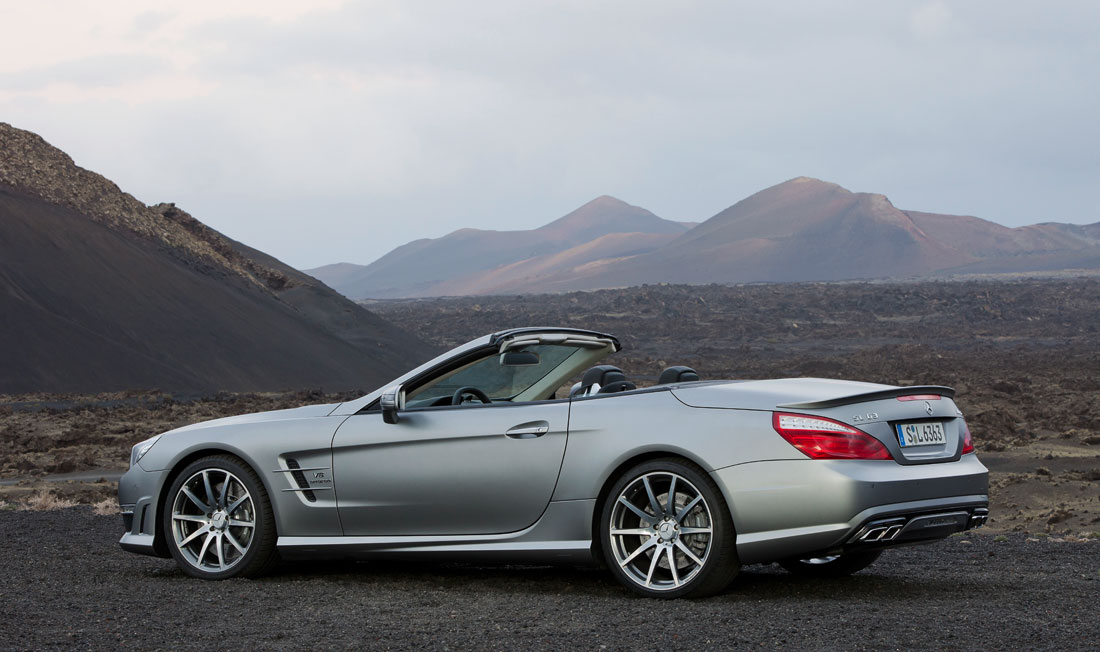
[772,412,893,460]
[961,420,974,455]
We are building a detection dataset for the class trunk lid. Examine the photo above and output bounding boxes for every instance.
[671,379,966,464]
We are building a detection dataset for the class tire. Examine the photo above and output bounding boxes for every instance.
[162,454,278,579]
[778,550,882,578]
[599,457,740,598]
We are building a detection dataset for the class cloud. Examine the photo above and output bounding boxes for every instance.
[910,1,960,40]
[0,53,173,91]
[0,1,1098,269]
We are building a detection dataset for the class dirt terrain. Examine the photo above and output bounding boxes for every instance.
[0,390,361,505]
[2,278,1099,535]
[1,508,1097,651]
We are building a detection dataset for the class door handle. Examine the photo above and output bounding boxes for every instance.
[506,421,550,439]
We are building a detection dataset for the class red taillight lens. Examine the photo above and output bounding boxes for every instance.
[772,412,893,460]
[961,420,974,455]
[897,394,941,401]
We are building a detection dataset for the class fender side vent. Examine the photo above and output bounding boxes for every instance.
[286,458,317,503]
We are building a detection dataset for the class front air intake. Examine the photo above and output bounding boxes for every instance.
[286,458,317,502]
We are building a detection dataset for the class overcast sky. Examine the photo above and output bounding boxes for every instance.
[2,1,1097,269]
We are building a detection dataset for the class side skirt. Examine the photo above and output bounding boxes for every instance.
[277,499,598,564]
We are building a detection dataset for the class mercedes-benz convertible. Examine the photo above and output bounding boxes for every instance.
[119,327,988,598]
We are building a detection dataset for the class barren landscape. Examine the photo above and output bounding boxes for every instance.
[2,277,1099,651]
[2,508,1097,650]
[3,277,1099,536]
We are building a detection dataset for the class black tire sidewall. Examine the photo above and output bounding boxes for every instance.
[162,455,275,580]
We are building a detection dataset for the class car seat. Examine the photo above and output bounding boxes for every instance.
[570,365,636,397]
[657,366,700,384]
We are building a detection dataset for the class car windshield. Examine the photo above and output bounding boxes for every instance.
[406,344,583,406]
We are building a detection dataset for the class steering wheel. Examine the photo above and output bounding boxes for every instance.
[451,386,492,405]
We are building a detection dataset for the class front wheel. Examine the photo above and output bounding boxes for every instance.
[778,550,882,577]
[163,455,278,579]
[600,458,740,598]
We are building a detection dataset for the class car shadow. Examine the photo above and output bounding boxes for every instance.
[266,558,621,594]
[713,564,1012,601]
[238,558,1011,601]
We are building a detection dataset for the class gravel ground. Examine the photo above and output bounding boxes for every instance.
[1,509,1098,651]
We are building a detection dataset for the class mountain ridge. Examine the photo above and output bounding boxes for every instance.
[311,177,1100,298]
[306,194,690,299]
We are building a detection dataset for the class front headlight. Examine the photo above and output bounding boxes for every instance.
[129,435,162,468]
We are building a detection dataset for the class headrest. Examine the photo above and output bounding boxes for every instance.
[658,366,700,385]
[581,365,626,388]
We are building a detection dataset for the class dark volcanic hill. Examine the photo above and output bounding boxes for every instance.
[306,195,691,298]
[322,177,1100,298]
[0,123,434,394]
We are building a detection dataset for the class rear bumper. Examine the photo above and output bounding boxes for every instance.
[847,506,988,546]
[711,454,989,564]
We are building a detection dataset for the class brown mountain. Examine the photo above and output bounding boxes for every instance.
[546,177,980,289]
[306,195,691,298]
[0,123,434,394]
[903,211,1100,274]
[326,177,1099,297]
[423,231,679,296]
[558,178,1100,290]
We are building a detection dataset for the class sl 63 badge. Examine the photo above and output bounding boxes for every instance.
[851,412,879,423]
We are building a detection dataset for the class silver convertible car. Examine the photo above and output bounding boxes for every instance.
[119,327,989,598]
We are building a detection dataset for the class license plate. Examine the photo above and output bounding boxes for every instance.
[896,421,947,447]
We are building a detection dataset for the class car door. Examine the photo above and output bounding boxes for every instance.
[331,400,569,536]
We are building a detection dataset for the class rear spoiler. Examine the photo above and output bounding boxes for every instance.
[777,385,956,410]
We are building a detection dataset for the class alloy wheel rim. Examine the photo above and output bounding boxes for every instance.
[170,469,256,572]
[608,471,714,591]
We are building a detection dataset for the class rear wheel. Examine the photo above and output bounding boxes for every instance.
[778,550,882,577]
[600,458,739,598]
[163,455,277,579]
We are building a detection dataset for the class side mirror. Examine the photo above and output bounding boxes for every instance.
[380,385,403,424]
[500,350,540,366]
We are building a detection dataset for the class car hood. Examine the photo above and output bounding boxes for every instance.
[164,402,341,435]
[670,378,894,410]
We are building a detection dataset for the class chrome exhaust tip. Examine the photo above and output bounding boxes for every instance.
[859,527,888,542]
[849,517,907,544]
